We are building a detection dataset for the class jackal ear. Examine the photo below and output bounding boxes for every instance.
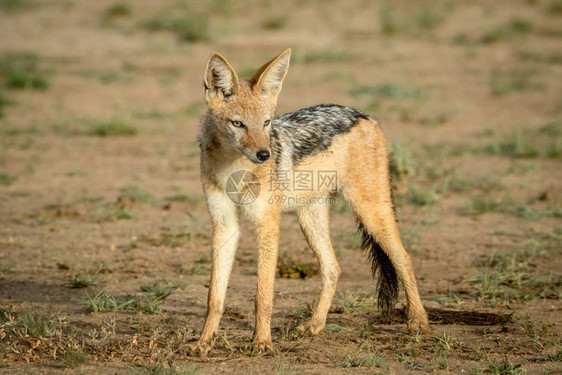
[249,48,291,103]
[204,52,240,106]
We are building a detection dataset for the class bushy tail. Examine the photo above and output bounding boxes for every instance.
[357,220,398,316]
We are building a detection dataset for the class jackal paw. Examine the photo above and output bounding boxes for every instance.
[407,313,430,333]
[252,338,274,353]
[189,339,213,357]
[297,320,325,335]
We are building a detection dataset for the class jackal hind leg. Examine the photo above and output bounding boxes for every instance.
[350,192,429,333]
[296,203,341,335]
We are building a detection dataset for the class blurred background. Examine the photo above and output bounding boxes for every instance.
[0,0,561,373]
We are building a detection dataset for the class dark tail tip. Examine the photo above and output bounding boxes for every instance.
[357,220,399,317]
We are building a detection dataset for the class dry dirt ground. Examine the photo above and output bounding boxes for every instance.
[1,0,561,374]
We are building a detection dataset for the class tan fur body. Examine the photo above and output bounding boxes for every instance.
[191,49,429,356]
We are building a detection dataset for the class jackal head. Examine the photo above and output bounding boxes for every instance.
[203,49,291,164]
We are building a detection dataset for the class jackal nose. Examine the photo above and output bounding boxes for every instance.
[256,149,270,162]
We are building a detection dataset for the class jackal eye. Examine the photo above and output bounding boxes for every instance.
[263,119,271,127]
[230,120,244,128]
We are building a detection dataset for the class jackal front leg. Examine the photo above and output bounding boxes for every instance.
[191,191,239,356]
[252,207,280,352]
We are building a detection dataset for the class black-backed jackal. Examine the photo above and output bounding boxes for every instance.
[192,48,429,356]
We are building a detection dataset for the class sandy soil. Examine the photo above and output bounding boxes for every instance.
[0,0,561,374]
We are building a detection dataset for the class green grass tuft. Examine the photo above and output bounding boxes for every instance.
[143,14,209,43]
[389,143,414,180]
[484,357,525,374]
[125,362,200,375]
[119,185,154,204]
[61,349,87,369]
[486,131,539,158]
[0,172,17,186]
[0,52,49,90]
[481,18,534,44]
[18,309,58,337]
[342,354,385,368]
[90,119,137,137]
[468,252,562,303]
[262,15,287,30]
[548,0,562,14]
[106,208,134,220]
[84,290,134,312]
[353,82,422,99]
[0,0,32,13]
[130,294,163,314]
[0,89,12,117]
[165,194,204,204]
[490,69,543,96]
[379,6,401,35]
[464,195,513,216]
[408,185,440,206]
[103,2,131,19]
[534,348,562,362]
[67,262,105,288]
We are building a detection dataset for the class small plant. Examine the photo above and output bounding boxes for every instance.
[103,2,131,19]
[85,290,134,312]
[125,362,200,375]
[106,208,135,220]
[490,69,543,96]
[220,332,236,353]
[354,82,421,99]
[0,52,49,90]
[130,294,163,314]
[67,262,105,288]
[342,354,385,368]
[68,275,96,288]
[61,349,87,369]
[465,195,504,216]
[0,89,11,117]
[548,0,562,14]
[534,348,562,362]
[279,323,305,341]
[481,18,534,44]
[189,262,210,276]
[0,172,17,186]
[90,118,137,137]
[18,308,58,337]
[140,283,177,299]
[434,353,450,370]
[262,15,287,30]
[408,185,439,206]
[389,143,414,180]
[380,5,401,35]
[165,194,204,204]
[416,7,444,31]
[486,130,539,158]
[275,361,298,375]
[293,50,357,65]
[278,255,318,279]
[143,14,209,43]
[141,229,194,248]
[119,185,154,204]
[468,251,561,303]
[435,331,457,351]
[330,291,371,313]
[485,357,525,374]
[0,0,32,13]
